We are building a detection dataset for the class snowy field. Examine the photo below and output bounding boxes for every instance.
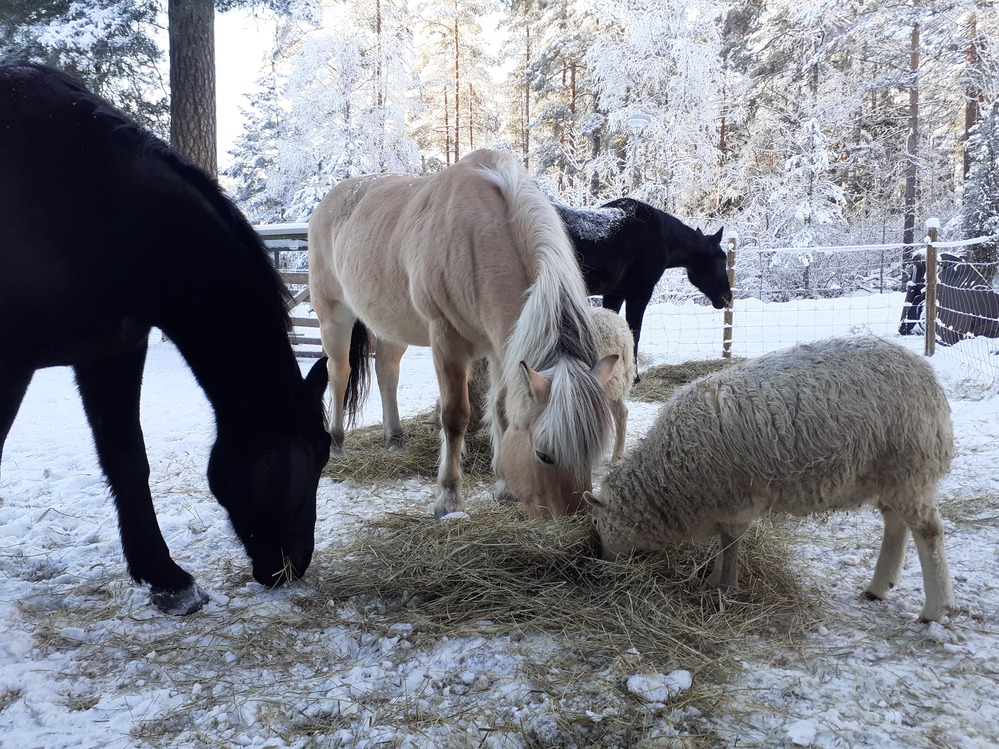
[1,295,998,748]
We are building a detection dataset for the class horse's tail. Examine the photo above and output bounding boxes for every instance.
[344,319,372,428]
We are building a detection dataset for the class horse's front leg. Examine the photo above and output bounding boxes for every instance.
[623,287,654,382]
[0,365,33,480]
[317,305,356,455]
[485,357,513,501]
[74,347,208,615]
[429,327,473,517]
[374,338,408,452]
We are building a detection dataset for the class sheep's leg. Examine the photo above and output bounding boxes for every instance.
[908,507,955,622]
[864,507,909,602]
[707,524,748,589]
[609,397,628,464]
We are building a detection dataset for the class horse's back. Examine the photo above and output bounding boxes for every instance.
[0,63,281,367]
[316,158,535,353]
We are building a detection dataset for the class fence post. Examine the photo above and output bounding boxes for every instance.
[723,232,737,359]
[924,219,940,357]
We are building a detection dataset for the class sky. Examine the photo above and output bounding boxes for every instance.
[216,9,275,169]
[2,292,998,748]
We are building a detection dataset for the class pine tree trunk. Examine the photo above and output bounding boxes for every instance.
[963,12,980,181]
[902,5,920,253]
[168,0,217,178]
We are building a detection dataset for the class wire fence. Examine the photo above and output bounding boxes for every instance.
[640,224,999,391]
[255,221,999,390]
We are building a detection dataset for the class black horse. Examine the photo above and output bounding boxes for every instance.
[0,63,331,615]
[554,198,732,376]
[898,252,999,345]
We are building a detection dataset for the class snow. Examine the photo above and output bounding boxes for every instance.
[556,202,627,242]
[2,299,998,747]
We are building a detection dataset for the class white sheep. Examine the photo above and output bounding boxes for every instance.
[587,306,635,464]
[585,336,955,622]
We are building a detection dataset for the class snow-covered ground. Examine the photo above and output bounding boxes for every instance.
[1,295,997,748]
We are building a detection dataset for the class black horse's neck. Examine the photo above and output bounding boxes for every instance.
[651,204,702,268]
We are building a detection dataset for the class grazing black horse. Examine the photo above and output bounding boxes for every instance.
[554,198,732,376]
[898,252,999,345]
[0,63,331,615]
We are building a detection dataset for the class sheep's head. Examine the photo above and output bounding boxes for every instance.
[584,490,634,560]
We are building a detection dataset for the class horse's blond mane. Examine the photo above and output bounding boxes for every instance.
[474,152,611,474]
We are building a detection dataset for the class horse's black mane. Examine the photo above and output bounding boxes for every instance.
[20,62,293,331]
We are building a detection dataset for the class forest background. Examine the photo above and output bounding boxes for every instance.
[3,0,998,274]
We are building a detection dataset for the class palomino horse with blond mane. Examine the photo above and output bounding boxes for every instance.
[308,150,617,517]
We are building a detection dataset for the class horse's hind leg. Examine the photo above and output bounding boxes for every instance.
[74,347,207,615]
[374,338,408,451]
[0,366,33,480]
[430,327,473,517]
[317,304,356,454]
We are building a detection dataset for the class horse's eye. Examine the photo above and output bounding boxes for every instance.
[535,450,555,465]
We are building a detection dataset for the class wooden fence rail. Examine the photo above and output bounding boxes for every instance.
[255,223,322,354]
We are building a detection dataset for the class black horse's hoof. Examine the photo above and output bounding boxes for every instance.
[150,583,210,615]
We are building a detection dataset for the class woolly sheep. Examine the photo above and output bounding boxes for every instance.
[585,336,955,622]
[587,306,636,464]
[427,306,635,462]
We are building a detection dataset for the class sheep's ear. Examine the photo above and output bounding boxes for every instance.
[591,355,619,388]
[583,490,605,509]
[519,361,550,403]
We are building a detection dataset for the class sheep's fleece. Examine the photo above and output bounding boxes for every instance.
[589,336,954,620]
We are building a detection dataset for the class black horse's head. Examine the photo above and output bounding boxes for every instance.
[207,358,330,587]
[686,227,732,309]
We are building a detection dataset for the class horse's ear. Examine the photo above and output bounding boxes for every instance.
[591,354,619,388]
[583,490,605,509]
[712,227,724,242]
[305,356,330,402]
[695,227,704,237]
[519,361,550,403]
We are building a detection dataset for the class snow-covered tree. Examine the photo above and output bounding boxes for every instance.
[222,71,286,223]
[0,0,167,132]
[963,100,999,278]
[412,0,502,166]
[584,0,726,213]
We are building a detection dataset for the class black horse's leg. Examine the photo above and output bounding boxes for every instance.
[601,293,625,314]
[74,347,208,615]
[0,366,34,479]
[623,287,655,383]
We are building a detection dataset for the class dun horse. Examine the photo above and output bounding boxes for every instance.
[554,198,732,377]
[0,64,330,615]
[309,150,615,517]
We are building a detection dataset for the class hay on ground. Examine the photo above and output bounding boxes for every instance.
[632,357,742,402]
[308,503,817,683]
[324,408,494,484]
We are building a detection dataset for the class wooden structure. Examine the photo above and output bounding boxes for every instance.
[255,223,323,356]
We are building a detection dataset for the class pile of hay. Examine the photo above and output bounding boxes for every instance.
[309,503,817,682]
[323,409,494,484]
[632,358,742,402]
